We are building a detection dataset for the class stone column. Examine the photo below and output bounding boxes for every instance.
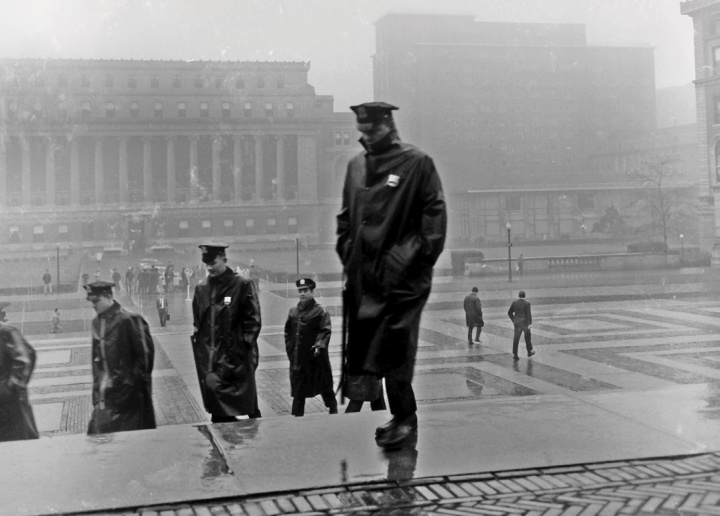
[143,137,152,202]
[119,137,128,203]
[94,138,104,204]
[21,138,31,206]
[70,138,80,205]
[46,138,56,206]
[0,137,6,207]
[189,136,199,202]
[254,135,263,200]
[233,136,242,201]
[166,137,176,203]
[212,137,221,202]
[297,134,317,201]
[275,135,285,200]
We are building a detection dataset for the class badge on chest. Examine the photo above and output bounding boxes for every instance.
[224,296,232,305]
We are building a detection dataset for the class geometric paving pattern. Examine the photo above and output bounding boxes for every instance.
[79,452,720,515]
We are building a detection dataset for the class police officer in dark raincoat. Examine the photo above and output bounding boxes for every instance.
[336,102,447,448]
[192,244,262,423]
[85,282,156,435]
[0,303,39,442]
[284,278,337,417]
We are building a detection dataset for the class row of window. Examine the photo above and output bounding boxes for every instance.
[7,100,296,120]
[501,193,595,211]
[10,73,291,91]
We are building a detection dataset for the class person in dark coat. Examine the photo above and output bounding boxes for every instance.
[84,282,156,434]
[508,290,535,361]
[156,293,169,327]
[336,102,447,449]
[463,287,484,344]
[192,244,262,423]
[0,303,39,442]
[284,278,338,417]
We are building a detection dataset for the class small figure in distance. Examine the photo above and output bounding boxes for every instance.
[463,287,484,344]
[508,290,535,361]
[51,308,61,334]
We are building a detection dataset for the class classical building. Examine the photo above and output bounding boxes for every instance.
[682,0,720,260]
[0,59,358,250]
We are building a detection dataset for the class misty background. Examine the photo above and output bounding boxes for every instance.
[0,0,695,111]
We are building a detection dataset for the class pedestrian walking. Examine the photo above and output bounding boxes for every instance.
[191,243,262,423]
[284,278,338,417]
[42,269,52,295]
[463,287,484,344]
[156,293,169,327]
[125,267,134,295]
[51,308,61,334]
[112,269,122,292]
[81,271,90,286]
[336,101,447,449]
[516,254,524,276]
[0,302,39,442]
[84,281,156,434]
[508,290,535,361]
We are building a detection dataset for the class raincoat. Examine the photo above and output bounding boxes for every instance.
[463,293,483,327]
[0,323,39,442]
[192,268,261,416]
[284,298,333,398]
[87,301,156,434]
[336,131,447,382]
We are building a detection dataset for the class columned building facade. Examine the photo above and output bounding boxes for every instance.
[0,59,357,249]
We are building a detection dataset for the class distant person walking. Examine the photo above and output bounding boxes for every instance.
[84,282,156,434]
[51,308,61,334]
[507,291,535,361]
[125,267,134,295]
[0,302,39,442]
[156,293,169,328]
[112,269,122,292]
[516,254,524,276]
[81,272,90,287]
[42,270,52,295]
[463,287,484,344]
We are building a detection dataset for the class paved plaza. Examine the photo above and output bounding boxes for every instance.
[4,267,720,514]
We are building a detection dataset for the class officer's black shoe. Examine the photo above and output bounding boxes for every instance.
[376,423,418,449]
[375,413,417,437]
[528,350,536,357]
[513,355,520,361]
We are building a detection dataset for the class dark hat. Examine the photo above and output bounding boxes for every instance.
[199,243,228,264]
[471,287,479,293]
[518,291,526,298]
[84,281,115,295]
[296,278,316,290]
[350,102,398,124]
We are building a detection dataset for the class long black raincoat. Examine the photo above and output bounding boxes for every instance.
[284,298,333,399]
[87,301,156,434]
[192,267,262,417]
[336,132,447,383]
[0,323,39,442]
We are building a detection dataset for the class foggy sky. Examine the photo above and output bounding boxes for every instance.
[0,0,695,110]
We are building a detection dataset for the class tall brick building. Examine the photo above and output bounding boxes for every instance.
[0,59,358,250]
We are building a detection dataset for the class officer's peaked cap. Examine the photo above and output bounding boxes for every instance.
[199,243,228,263]
[350,102,398,124]
[296,278,316,290]
[84,282,115,295]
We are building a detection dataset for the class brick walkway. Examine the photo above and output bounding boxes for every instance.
[77,453,720,515]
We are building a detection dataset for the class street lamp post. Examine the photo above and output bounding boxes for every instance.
[680,234,684,266]
[506,222,512,282]
[56,245,60,295]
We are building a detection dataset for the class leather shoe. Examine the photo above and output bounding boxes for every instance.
[528,350,535,357]
[513,355,519,361]
[376,423,417,449]
[376,414,418,437]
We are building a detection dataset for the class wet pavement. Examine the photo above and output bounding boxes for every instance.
[4,268,720,514]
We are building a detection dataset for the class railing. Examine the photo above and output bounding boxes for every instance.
[547,256,602,269]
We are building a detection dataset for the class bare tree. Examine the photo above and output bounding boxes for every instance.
[626,154,695,246]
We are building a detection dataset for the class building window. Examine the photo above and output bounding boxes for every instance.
[222,102,231,118]
[235,76,244,89]
[58,224,69,241]
[577,193,595,210]
[288,216,297,229]
[214,76,223,89]
[245,218,255,235]
[82,223,94,241]
[335,131,342,145]
[277,76,285,89]
[105,75,114,88]
[257,76,265,89]
[265,102,273,117]
[33,225,44,243]
[202,220,212,233]
[172,75,181,88]
[177,102,186,118]
[150,75,160,88]
[130,101,139,118]
[267,218,277,233]
[195,75,203,88]
[57,74,67,88]
[128,74,137,89]
[154,102,163,118]
[81,74,90,88]
[81,101,91,119]
[105,101,116,118]
[243,102,252,117]
[505,196,521,211]
[286,102,294,117]
[713,18,720,35]
[179,220,189,237]
[343,131,350,145]
[200,101,209,118]
[223,219,234,236]
[715,97,720,124]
